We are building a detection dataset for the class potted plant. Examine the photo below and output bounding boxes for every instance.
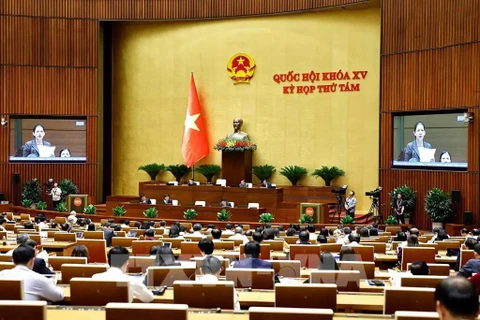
[311,166,345,187]
[36,201,47,210]
[217,209,232,222]
[279,165,308,186]
[58,179,79,202]
[22,178,42,205]
[340,215,354,225]
[184,208,198,220]
[259,212,274,223]
[195,164,221,184]
[21,199,32,209]
[299,213,314,224]
[425,188,452,229]
[113,206,126,217]
[385,215,398,225]
[166,164,190,182]
[56,202,68,212]
[138,163,165,181]
[83,204,97,214]
[252,165,276,183]
[144,207,158,219]
[389,185,416,225]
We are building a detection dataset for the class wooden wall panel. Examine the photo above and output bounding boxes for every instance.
[43,19,98,67]
[0,16,42,65]
[381,0,480,230]
[1,66,97,115]
[380,170,478,228]
[382,0,480,54]
[2,0,369,19]
[381,44,480,112]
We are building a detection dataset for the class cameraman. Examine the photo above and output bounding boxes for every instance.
[344,191,356,218]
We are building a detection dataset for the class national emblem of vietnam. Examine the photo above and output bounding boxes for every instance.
[227,53,256,84]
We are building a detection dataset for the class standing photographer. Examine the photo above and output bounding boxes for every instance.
[344,191,356,219]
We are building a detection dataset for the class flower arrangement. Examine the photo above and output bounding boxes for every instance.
[83,204,97,214]
[217,209,232,221]
[184,208,198,220]
[259,212,274,223]
[144,207,158,219]
[299,213,314,224]
[214,137,257,152]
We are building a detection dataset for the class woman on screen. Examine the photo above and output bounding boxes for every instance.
[439,150,452,163]
[22,124,52,157]
[59,148,71,158]
[404,121,433,162]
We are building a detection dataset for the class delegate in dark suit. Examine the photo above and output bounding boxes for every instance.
[404,141,432,162]
[233,258,273,269]
[33,258,55,275]
[22,140,52,158]
[234,241,273,269]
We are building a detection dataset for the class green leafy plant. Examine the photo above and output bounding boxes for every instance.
[184,208,198,220]
[166,164,190,182]
[36,201,47,210]
[389,185,416,219]
[217,209,232,222]
[280,165,308,186]
[138,163,166,181]
[83,204,97,214]
[56,202,68,212]
[143,207,158,219]
[259,212,275,223]
[22,178,42,204]
[252,165,276,182]
[58,179,79,203]
[21,199,32,209]
[340,215,355,225]
[113,206,126,217]
[385,215,398,225]
[195,164,221,183]
[311,166,345,186]
[299,213,314,224]
[425,188,452,223]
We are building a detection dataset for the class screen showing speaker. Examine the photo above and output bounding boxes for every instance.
[9,117,87,162]
[392,112,467,169]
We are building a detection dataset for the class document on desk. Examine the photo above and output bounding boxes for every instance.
[419,148,436,162]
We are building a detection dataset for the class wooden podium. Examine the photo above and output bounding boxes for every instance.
[221,150,253,186]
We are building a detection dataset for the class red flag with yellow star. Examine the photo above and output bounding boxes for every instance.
[182,74,209,167]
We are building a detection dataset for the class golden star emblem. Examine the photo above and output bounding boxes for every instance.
[184,112,200,131]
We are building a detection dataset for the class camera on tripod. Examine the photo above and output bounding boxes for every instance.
[331,185,348,196]
[365,186,383,198]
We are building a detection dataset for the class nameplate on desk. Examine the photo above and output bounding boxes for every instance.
[0,201,8,204]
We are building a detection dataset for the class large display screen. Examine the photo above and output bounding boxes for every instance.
[9,117,87,162]
[392,112,467,169]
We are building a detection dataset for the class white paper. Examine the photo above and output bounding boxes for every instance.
[419,148,436,162]
[37,145,56,157]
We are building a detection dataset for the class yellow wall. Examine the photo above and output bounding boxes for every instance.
[112,8,380,211]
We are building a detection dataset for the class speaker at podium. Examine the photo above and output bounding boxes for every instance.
[67,194,89,213]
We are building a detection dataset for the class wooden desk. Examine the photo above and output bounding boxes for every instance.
[118,203,266,223]
[136,184,284,208]
[0,242,75,256]
[60,286,384,311]
[376,253,456,264]
[46,308,392,320]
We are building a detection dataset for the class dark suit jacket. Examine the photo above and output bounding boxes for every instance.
[233,258,273,269]
[221,202,232,208]
[164,199,173,204]
[102,228,116,247]
[33,257,54,275]
[22,140,52,158]
[140,198,152,204]
[260,182,272,188]
[404,141,432,162]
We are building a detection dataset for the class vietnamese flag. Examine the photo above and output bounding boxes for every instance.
[181,74,209,167]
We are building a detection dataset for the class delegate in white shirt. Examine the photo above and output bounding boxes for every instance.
[0,265,64,301]
[197,274,240,310]
[92,267,154,302]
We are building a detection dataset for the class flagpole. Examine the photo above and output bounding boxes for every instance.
[191,165,195,180]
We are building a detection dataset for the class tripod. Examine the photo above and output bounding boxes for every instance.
[368,196,382,224]
[334,194,344,218]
